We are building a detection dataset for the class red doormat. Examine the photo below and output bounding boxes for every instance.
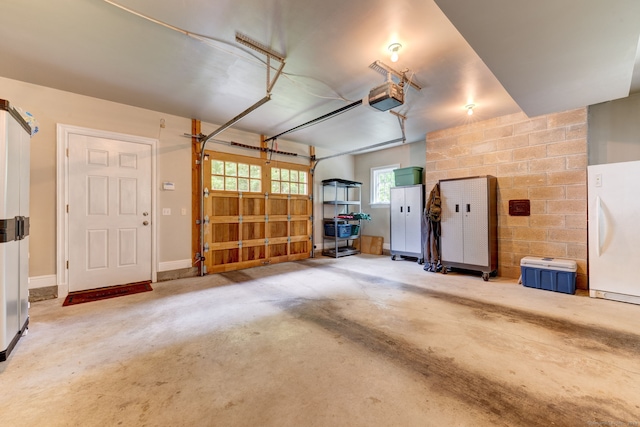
[63,281,153,306]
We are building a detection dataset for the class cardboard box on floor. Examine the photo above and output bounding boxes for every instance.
[354,235,383,255]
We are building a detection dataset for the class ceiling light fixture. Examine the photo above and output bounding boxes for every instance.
[388,43,402,63]
[465,103,475,116]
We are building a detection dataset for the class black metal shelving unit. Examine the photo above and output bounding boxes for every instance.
[322,179,362,258]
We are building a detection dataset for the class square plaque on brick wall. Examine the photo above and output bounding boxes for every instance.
[509,199,530,216]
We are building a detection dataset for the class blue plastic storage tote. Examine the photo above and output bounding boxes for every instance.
[520,256,577,294]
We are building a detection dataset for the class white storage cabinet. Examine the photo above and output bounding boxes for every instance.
[390,184,424,263]
[439,176,497,280]
[1,99,31,362]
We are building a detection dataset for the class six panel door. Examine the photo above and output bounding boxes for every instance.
[68,134,152,292]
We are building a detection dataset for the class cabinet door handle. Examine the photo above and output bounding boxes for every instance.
[466,204,471,213]
[400,206,403,213]
[455,204,459,213]
[16,216,24,240]
[407,206,411,213]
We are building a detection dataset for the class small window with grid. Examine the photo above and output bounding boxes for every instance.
[270,167,308,195]
[211,160,262,192]
[371,164,399,206]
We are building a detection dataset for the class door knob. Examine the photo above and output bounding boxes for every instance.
[143,221,149,226]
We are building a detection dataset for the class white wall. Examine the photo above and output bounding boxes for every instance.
[311,150,356,252]
[2,76,193,279]
[354,141,426,248]
[588,92,640,165]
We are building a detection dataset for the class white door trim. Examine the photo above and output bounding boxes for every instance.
[56,124,158,296]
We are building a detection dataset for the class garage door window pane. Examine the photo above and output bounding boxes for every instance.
[238,178,249,192]
[211,175,224,190]
[211,160,224,175]
[225,162,237,177]
[225,177,237,191]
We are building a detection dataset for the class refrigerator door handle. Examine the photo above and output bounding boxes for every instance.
[596,196,604,256]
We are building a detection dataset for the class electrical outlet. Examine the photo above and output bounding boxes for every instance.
[162,208,171,216]
[595,173,602,187]
[181,208,187,216]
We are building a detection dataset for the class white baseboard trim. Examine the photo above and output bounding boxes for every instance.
[158,259,193,272]
[29,274,57,290]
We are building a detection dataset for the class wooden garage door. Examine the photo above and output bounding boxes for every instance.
[202,150,312,274]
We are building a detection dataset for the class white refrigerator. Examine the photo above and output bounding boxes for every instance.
[1,99,31,361]
[588,160,640,305]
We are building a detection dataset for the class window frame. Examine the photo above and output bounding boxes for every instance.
[270,166,309,196]
[210,159,263,193]
[370,164,399,207]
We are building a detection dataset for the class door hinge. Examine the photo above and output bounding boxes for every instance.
[66,204,69,213]
[66,260,69,269]
[66,148,69,157]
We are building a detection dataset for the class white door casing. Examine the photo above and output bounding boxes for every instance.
[57,125,157,295]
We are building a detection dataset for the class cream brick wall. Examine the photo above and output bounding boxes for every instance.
[426,108,588,289]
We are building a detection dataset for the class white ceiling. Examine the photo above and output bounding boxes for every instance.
[435,0,640,117]
[1,0,639,153]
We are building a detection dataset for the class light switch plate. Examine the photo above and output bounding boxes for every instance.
[162,208,171,215]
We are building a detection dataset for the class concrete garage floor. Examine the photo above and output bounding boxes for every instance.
[1,255,639,426]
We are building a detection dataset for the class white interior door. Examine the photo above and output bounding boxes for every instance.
[68,134,152,292]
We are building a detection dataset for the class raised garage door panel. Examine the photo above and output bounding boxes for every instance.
[202,151,312,274]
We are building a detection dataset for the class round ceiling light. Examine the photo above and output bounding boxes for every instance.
[388,43,402,63]
[465,103,475,116]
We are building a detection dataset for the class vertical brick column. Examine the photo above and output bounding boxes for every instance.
[425,108,588,289]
